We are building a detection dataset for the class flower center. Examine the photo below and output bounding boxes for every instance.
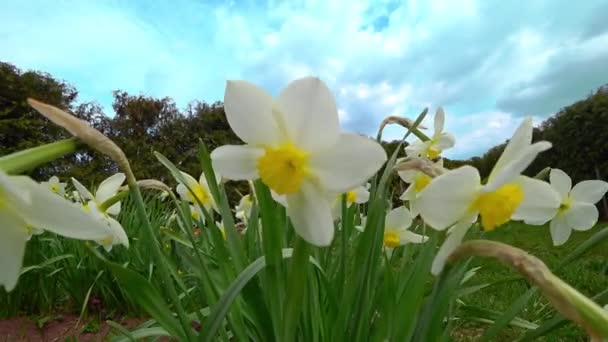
[346,190,357,204]
[558,197,572,214]
[384,230,401,248]
[50,184,60,193]
[257,144,309,195]
[100,236,113,245]
[414,173,432,192]
[191,209,200,221]
[472,183,524,231]
[187,185,211,205]
[25,225,33,235]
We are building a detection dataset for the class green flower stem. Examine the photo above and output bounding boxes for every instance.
[0,138,79,174]
[126,173,196,341]
[282,236,310,341]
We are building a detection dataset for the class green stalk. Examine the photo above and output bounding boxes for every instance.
[126,174,196,341]
[254,181,285,339]
[0,138,79,174]
[282,237,310,341]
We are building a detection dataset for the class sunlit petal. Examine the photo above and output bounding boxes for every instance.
[277,77,340,151]
[286,181,334,246]
[224,80,282,145]
[549,168,572,201]
[417,166,480,230]
[211,145,264,180]
[570,180,608,204]
[310,132,386,193]
[565,203,598,231]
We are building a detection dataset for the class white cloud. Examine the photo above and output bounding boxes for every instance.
[1,0,605,158]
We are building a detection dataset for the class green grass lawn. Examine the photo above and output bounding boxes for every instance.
[454,222,608,341]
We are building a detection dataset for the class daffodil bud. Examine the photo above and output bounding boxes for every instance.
[27,99,133,181]
[376,110,429,142]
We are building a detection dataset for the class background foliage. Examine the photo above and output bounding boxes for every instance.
[1,60,607,208]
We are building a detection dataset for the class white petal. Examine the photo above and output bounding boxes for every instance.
[490,117,533,180]
[71,177,94,201]
[0,208,28,291]
[485,141,551,192]
[286,181,334,246]
[565,203,598,231]
[417,166,480,230]
[10,176,112,240]
[400,184,416,201]
[353,186,370,204]
[211,145,263,180]
[550,215,572,246]
[385,207,413,231]
[431,220,472,275]
[224,80,282,145]
[49,176,60,185]
[277,77,340,151]
[549,169,572,201]
[404,141,427,158]
[271,190,288,207]
[106,202,121,216]
[512,176,560,225]
[434,107,445,134]
[310,133,387,193]
[410,198,421,218]
[95,173,126,203]
[434,133,455,150]
[570,180,608,204]
[399,230,428,244]
[179,171,199,189]
[398,169,418,183]
[108,217,130,248]
[176,183,189,201]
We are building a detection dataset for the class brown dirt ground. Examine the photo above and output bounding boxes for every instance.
[0,315,145,342]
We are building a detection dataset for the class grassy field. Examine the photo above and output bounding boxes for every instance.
[454,222,608,341]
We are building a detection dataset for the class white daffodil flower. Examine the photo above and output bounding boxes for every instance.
[190,204,204,223]
[41,176,66,197]
[330,184,370,219]
[418,118,560,274]
[72,173,126,216]
[84,202,129,252]
[546,168,608,246]
[0,170,114,291]
[176,171,217,212]
[383,207,428,250]
[399,159,444,217]
[211,77,387,246]
[405,108,455,159]
[72,174,129,251]
[235,194,254,221]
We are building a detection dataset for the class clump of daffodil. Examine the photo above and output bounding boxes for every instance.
[190,204,204,223]
[235,194,254,221]
[41,176,66,197]
[0,170,115,291]
[176,171,217,213]
[72,173,129,251]
[418,118,560,274]
[330,184,370,219]
[397,158,444,217]
[405,107,455,160]
[545,168,608,246]
[211,77,387,246]
[382,207,428,255]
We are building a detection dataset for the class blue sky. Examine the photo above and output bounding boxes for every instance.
[2,0,607,158]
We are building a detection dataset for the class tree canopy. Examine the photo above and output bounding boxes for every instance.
[1,61,606,211]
